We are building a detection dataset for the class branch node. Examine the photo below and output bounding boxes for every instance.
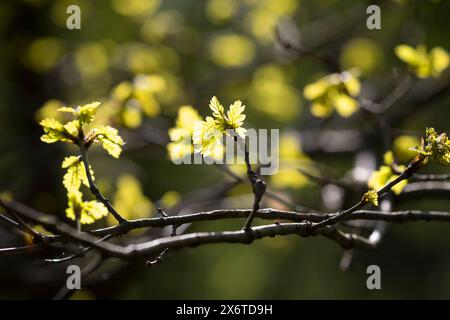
[158,208,168,217]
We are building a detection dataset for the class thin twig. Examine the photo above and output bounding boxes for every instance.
[240,139,266,230]
[275,25,340,72]
[412,173,450,182]
[0,243,43,256]
[79,143,126,224]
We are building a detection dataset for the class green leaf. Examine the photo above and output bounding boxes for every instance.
[39,118,73,144]
[63,120,80,137]
[65,190,108,225]
[79,200,108,224]
[58,101,101,125]
[94,126,125,158]
[226,100,246,129]
[362,189,378,206]
[209,96,225,119]
[65,190,83,222]
[411,127,450,165]
[303,71,361,118]
[62,156,93,192]
[112,175,154,220]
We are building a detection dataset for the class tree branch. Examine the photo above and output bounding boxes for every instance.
[79,143,126,224]
[241,139,266,230]
[4,195,450,261]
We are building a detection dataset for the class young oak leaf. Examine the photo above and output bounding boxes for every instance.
[111,174,154,222]
[61,156,94,192]
[368,165,407,195]
[362,189,378,206]
[92,126,125,158]
[395,44,450,78]
[209,96,225,119]
[58,101,101,125]
[167,105,203,161]
[304,71,361,118]
[367,151,408,195]
[226,100,246,137]
[411,127,450,165]
[193,96,246,157]
[40,118,76,144]
[193,116,224,157]
[65,190,108,225]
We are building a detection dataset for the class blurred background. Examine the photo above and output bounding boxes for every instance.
[1,0,450,299]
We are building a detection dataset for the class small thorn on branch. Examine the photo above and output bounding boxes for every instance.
[146,248,169,268]
[158,208,168,217]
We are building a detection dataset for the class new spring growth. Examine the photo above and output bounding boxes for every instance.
[411,127,450,166]
[39,102,125,224]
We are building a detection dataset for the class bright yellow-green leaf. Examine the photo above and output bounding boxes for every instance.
[334,94,358,117]
[279,133,303,159]
[168,127,190,143]
[63,120,80,137]
[340,38,383,75]
[208,34,255,67]
[271,168,308,189]
[112,175,153,221]
[249,64,300,122]
[168,140,193,161]
[368,165,407,195]
[310,102,333,118]
[40,118,73,144]
[193,96,247,157]
[412,127,450,165]
[79,200,109,224]
[122,103,143,128]
[112,81,133,102]
[209,96,225,118]
[395,45,420,65]
[61,156,93,192]
[342,72,361,96]
[167,107,200,162]
[174,105,202,134]
[58,102,101,125]
[383,151,394,166]
[134,90,160,117]
[362,189,378,206]
[160,190,181,209]
[395,44,449,78]
[303,80,329,100]
[193,117,223,157]
[93,126,125,158]
[206,0,238,23]
[134,74,166,93]
[227,100,246,130]
[304,71,361,118]
[269,132,312,190]
[65,190,108,225]
[392,179,408,195]
[393,135,420,162]
[430,47,450,76]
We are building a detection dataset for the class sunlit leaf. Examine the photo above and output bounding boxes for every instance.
[61,156,93,192]
[65,190,108,225]
[93,126,125,158]
[362,189,378,206]
[39,118,74,144]
[112,175,153,222]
